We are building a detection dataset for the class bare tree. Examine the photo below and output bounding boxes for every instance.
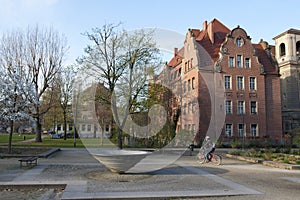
[57,65,76,140]
[25,25,68,142]
[0,25,68,142]
[79,24,161,149]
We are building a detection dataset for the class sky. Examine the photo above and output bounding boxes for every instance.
[0,0,299,65]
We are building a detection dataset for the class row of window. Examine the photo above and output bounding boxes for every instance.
[229,55,251,68]
[184,58,193,72]
[225,75,256,90]
[183,101,197,115]
[225,123,258,137]
[225,100,257,115]
[183,77,196,93]
[279,41,300,56]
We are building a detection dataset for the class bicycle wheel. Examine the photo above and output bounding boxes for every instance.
[196,152,206,164]
[211,154,222,165]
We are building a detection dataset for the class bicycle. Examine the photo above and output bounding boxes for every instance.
[196,150,222,165]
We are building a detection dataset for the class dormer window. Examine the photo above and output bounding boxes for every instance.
[236,37,244,47]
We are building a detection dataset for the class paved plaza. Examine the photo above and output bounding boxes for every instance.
[0,148,299,199]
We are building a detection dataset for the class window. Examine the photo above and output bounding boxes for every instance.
[250,101,257,114]
[192,77,195,89]
[68,125,73,131]
[236,37,244,47]
[237,55,242,68]
[237,76,244,90]
[82,124,86,131]
[238,124,245,137]
[249,77,256,90]
[183,81,187,93]
[57,125,61,131]
[87,124,91,132]
[178,68,181,76]
[251,124,258,136]
[280,43,286,56]
[225,124,233,137]
[229,57,235,67]
[188,79,191,91]
[297,41,300,55]
[224,76,231,89]
[245,58,251,68]
[238,101,245,114]
[225,100,232,114]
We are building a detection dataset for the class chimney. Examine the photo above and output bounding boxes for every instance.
[174,47,178,56]
[207,22,214,44]
[202,20,207,31]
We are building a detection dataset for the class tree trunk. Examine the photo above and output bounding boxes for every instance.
[63,110,67,140]
[8,120,14,154]
[118,127,123,149]
[35,115,43,142]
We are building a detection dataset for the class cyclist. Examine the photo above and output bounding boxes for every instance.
[203,136,215,161]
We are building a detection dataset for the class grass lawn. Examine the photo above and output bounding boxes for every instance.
[0,134,35,144]
[0,133,120,148]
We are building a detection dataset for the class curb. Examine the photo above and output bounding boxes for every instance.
[225,154,300,170]
[225,154,263,163]
[0,148,60,158]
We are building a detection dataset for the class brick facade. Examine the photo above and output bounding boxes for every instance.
[157,19,283,146]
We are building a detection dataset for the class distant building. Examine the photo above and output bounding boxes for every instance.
[157,19,283,145]
[273,29,300,134]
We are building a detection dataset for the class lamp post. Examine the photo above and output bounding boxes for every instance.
[242,111,245,150]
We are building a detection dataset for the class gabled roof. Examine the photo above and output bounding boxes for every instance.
[273,28,300,40]
[253,43,278,74]
[194,18,231,62]
[168,47,184,67]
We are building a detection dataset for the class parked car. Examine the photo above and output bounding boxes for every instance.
[51,133,63,139]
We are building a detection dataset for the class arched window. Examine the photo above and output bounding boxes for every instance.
[280,43,286,56]
[296,41,300,55]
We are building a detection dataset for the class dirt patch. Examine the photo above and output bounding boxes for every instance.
[0,185,65,200]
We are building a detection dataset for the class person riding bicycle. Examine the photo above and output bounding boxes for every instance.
[203,136,215,161]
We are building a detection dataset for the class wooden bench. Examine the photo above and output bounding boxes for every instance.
[18,156,38,168]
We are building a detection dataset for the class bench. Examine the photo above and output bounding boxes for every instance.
[18,156,38,168]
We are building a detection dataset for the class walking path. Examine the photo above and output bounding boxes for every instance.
[0,148,262,199]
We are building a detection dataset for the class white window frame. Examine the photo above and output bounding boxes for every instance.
[229,56,235,67]
[249,77,256,90]
[237,76,244,90]
[225,124,233,137]
[251,124,258,137]
[224,75,232,89]
[250,101,257,114]
[245,58,251,68]
[225,100,232,114]
[238,123,245,137]
[238,101,245,114]
[237,55,243,68]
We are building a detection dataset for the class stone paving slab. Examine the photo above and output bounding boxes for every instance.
[0,148,263,199]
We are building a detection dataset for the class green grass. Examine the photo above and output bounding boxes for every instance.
[0,133,117,148]
[0,134,35,144]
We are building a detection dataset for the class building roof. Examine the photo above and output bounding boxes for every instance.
[167,18,278,74]
[273,28,300,40]
[167,47,184,67]
[194,18,231,62]
[253,43,278,74]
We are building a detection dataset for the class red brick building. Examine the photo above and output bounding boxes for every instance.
[158,19,282,146]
